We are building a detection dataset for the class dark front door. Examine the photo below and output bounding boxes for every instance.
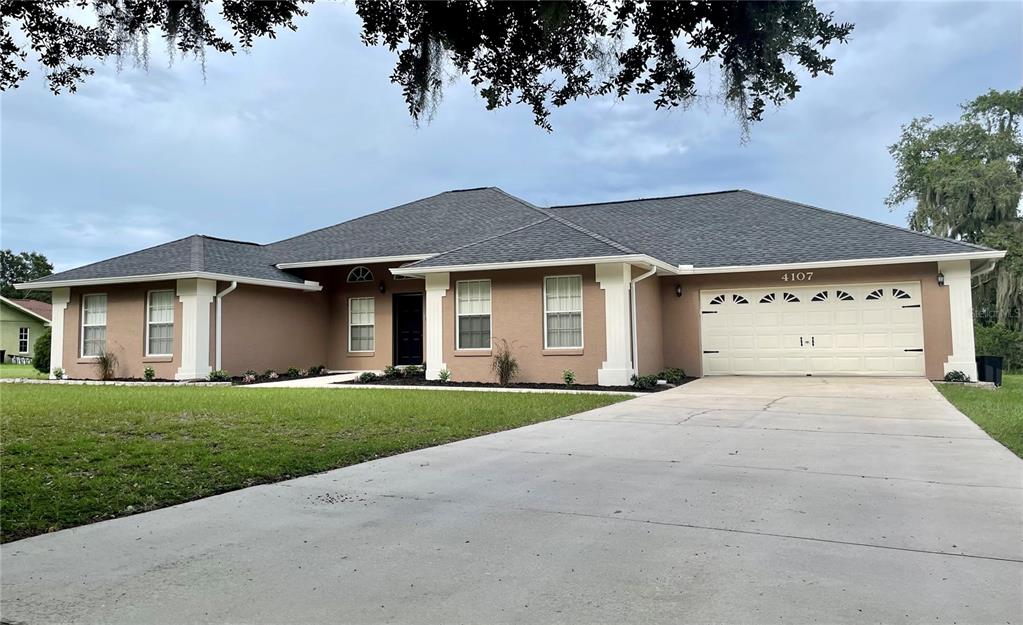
[393,293,424,365]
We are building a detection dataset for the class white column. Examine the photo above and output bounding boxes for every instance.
[48,287,70,379]
[175,278,216,380]
[424,272,450,380]
[938,260,978,380]
[596,263,635,386]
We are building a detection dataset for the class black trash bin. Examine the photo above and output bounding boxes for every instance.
[975,355,1004,387]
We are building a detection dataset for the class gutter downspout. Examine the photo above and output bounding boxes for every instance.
[629,265,658,377]
[971,258,998,279]
[215,281,237,371]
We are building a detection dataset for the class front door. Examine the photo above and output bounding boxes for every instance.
[393,293,424,365]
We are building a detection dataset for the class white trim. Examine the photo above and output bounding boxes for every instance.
[393,255,680,277]
[15,272,322,292]
[455,279,493,351]
[938,260,979,380]
[48,288,69,378]
[0,296,52,324]
[145,289,175,357]
[678,251,1006,275]
[276,255,433,270]
[347,297,376,353]
[595,263,635,386]
[542,274,584,350]
[424,273,450,380]
[79,292,107,358]
[17,326,30,353]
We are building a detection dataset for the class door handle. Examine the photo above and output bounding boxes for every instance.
[811,337,815,347]
[800,337,804,347]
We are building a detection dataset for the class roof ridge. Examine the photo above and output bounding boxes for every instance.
[487,187,637,255]
[0,295,52,322]
[401,216,551,267]
[738,190,993,252]
[549,189,743,209]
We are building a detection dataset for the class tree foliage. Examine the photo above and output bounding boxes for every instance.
[0,249,54,302]
[2,1,852,130]
[887,88,1023,330]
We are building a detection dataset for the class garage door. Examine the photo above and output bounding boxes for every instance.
[700,282,925,376]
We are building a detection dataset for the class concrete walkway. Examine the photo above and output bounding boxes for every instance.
[2,377,1020,624]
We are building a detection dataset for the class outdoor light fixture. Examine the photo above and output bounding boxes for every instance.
[937,272,945,286]
[675,284,683,298]
[378,281,387,294]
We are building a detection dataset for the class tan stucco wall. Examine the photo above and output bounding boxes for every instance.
[62,282,183,380]
[219,283,329,374]
[634,272,664,375]
[441,266,607,385]
[659,262,953,379]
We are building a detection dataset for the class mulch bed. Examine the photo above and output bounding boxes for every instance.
[336,376,694,393]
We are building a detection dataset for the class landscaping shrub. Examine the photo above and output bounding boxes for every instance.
[944,370,970,383]
[143,367,155,382]
[286,367,301,377]
[242,373,257,384]
[658,367,686,385]
[631,374,659,390]
[261,369,277,381]
[562,370,576,385]
[402,364,424,378]
[208,370,230,382]
[383,364,401,379]
[438,369,451,383]
[358,371,379,383]
[95,350,118,381]
[51,367,64,380]
[308,365,326,376]
[31,328,51,374]
[975,323,1023,371]
[492,339,520,385]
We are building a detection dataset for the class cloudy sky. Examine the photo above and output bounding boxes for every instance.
[2,1,1020,272]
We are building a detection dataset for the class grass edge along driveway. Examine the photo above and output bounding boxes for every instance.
[937,373,1022,458]
[1,384,629,542]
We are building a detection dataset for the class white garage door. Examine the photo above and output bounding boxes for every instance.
[700,282,926,376]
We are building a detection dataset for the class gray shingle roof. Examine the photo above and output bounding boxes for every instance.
[268,187,546,264]
[31,235,304,285]
[547,190,989,268]
[25,187,994,288]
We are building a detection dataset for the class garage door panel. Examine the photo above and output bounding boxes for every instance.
[700,282,925,377]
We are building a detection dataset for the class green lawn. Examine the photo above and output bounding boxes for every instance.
[0,384,628,542]
[938,373,1023,458]
[0,363,47,379]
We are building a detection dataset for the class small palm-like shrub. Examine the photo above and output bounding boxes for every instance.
[51,367,64,380]
[95,350,118,381]
[143,367,156,382]
[438,369,451,382]
[492,339,520,386]
[562,370,576,386]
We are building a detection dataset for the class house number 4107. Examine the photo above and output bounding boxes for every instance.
[781,271,813,282]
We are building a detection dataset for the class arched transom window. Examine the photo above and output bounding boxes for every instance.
[347,266,374,283]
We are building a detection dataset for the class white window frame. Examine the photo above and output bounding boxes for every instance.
[543,275,584,350]
[80,293,107,358]
[17,327,29,353]
[145,289,175,357]
[348,297,375,353]
[347,266,374,283]
[456,279,492,351]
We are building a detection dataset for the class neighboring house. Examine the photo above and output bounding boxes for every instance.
[17,188,1005,383]
[0,296,52,363]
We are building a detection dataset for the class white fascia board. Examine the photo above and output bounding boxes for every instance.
[14,272,323,292]
[677,250,1006,275]
[275,255,433,270]
[0,295,52,324]
[391,255,681,276]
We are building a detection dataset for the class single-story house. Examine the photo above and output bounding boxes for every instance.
[0,296,52,362]
[17,188,1005,383]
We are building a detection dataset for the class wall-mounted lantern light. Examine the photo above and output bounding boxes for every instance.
[936,272,945,287]
[675,284,683,298]
[378,281,387,294]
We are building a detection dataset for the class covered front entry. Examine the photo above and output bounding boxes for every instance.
[393,292,424,365]
[700,282,926,376]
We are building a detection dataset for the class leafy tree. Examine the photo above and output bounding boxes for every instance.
[0,249,54,302]
[1,1,852,131]
[886,88,1023,330]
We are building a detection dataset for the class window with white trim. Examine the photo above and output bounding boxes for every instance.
[349,297,375,352]
[18,327,29,353]
[456,280,491,349]
[544,275,583,348]
[146,290,175,356]
[347,266,373,283]
[81,294,107,357]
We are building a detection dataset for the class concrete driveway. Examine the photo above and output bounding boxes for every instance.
[2,377,1021,624]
